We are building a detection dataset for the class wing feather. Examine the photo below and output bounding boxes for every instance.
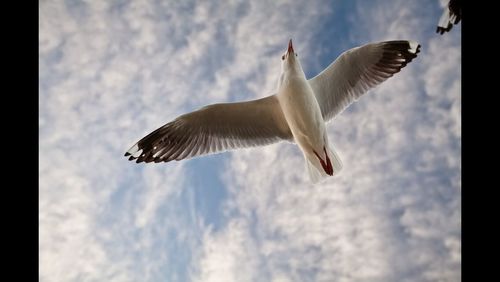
[309,40,421,122]
[125,94,293,163]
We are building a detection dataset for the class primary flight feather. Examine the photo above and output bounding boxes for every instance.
[125,39,421,183]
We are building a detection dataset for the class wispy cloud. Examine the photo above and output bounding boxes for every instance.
[40,0,460,281]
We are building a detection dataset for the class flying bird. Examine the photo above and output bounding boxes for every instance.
[436,0,462,34]
[125,39,421,183]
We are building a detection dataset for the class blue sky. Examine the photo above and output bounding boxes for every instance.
[39,0,461,281]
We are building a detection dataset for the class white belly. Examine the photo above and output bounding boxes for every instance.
[278,78,326,150]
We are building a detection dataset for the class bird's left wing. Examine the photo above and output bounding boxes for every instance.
[125,94,293,163]
[308,40,420,122]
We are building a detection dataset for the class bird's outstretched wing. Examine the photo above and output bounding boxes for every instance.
[125,94,292,163]
[308,40,421,122]
[436,0,462,34]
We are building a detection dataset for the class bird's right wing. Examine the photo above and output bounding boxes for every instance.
[125,94,293,163]
[308,40,420,122]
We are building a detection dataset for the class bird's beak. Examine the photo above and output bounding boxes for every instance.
[287,39,294,55]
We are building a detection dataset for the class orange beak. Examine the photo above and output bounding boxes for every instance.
[287,39,294,54]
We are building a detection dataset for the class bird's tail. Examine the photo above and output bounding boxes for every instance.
[305,143,343,184]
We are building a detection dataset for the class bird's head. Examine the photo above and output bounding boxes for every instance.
[280,39,302,73]
[278,39,304,89]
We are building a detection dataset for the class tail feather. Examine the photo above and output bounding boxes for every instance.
[326,144,343,174]
[306,157,326,184]
[305,143,343,183]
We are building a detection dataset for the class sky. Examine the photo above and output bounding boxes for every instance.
[39,0,461,281]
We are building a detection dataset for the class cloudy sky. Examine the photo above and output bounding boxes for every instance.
[39,0,461,281]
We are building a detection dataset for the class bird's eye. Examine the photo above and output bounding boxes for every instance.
[282,55,285,60]
[295,53,298,57]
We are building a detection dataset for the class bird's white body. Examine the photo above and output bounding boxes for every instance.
[277,53,341,183]
[278,72,325,151]
[126,39,420,184]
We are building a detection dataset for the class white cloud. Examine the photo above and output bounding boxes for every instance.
[192,219,260,282]
[39,0,208,280]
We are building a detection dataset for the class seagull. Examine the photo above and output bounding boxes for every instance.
[125,39,421,183]
[436,0,462,34]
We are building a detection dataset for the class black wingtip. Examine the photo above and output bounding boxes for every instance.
[124,152,131,157]
[436,23,453,35]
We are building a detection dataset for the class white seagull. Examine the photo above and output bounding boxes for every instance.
[125,39,421,183]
